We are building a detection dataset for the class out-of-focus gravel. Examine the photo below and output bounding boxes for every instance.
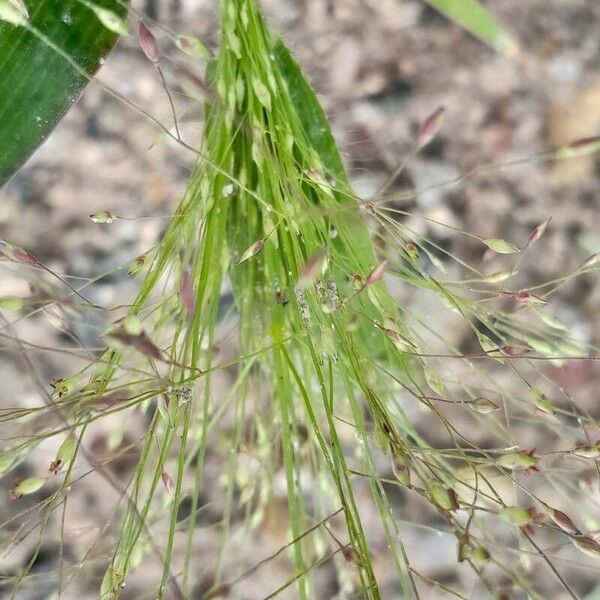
[1,1,599,598]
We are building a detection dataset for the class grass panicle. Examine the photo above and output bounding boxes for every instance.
[1,1,600,599]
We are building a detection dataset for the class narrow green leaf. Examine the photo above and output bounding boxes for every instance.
[79,0,129,36]
[0,0,128,186]
[422,0,517,55]
[273,39,347,184]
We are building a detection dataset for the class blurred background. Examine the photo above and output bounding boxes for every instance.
[1,1,599,598]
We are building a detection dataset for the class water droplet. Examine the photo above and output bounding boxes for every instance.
[61,11,73,24]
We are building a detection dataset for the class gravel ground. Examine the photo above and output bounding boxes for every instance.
[1,1,599,598]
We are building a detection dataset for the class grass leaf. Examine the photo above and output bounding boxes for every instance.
[0,0,128,186]
[422,0,517,55]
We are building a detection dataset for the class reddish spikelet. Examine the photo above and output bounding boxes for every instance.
[180,270,195,316]
[237,239,264,264]
[417,106,446,150]
[572,535,600,558]
[12,247,36,264]
[572,441,600,458]
[501,344,530,357]
[0,240,37,265]
[298,248,327,289]
[139,21,159,62]
[549,508,581,535]
[365,260,388,286]
[161,471,175,496]
[567,135,600,149]
[512,290,546,304]
[341,544,362,566]
[527,217,551,246]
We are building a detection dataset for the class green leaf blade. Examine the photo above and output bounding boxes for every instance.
[422,0,517,55]
[273,39,348,186]
[0,0,128,186]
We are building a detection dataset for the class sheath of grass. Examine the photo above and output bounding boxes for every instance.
[3,0,600,599]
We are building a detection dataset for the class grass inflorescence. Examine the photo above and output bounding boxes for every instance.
[2,1,600,599]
